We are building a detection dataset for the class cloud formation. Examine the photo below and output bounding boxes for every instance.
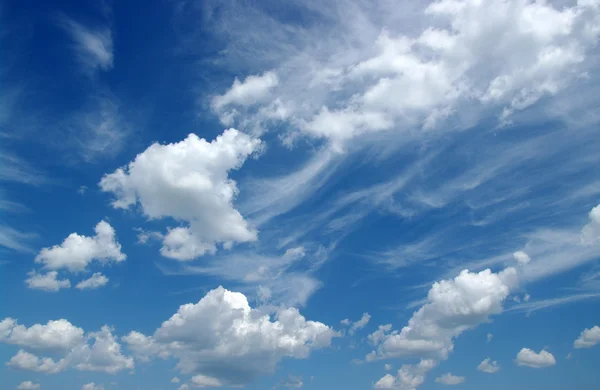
[515,348,556,368]
[574,325,600,348]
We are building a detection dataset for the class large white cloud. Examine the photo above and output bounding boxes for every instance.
[574,325,600,348]
[210,0,600,146]
[122,286,336,386]
[100,129,262,260]
[368,267,516,389]
[515,348,556,368]
[35,221,125,272]
[367,268,516,361]
[0,318,133,374]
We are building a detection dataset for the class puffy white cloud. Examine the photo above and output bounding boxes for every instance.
[435,373,465,385]
[122,286,336,386]
[513,251,531,265]
[0,318,133,374]
[82,383,104,390]
[35,221,125,272]
[75,272,109,290]
[349,312,371,335]
[17,381,40,390]
[0,318,84,352]
[574,325,600,348]
[210,0,600,146]
[59,16,113,72]
[212,72,279,124]
[25,271,71,292]
[7,350,65,373]
[340,319,351,326]
[374,359,436,389]
[581,204,600,244]
[100,129,262,260]
[191,374,223,388]
[171,377,181,383]
[515,348,556,368]
[477,358,500,373]
[367,268,516,361]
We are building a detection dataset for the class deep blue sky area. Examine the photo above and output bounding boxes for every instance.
[2,1,600,390]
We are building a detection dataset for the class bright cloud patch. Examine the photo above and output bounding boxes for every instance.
[75,272,109,290]
[581,204,600,244]
[35,221,125,272]
[100,129,262,260]
[17,381,40,390]
[59,16,113,72]
[25,271,71,292]
[122,286,336,386]
[215,0,600,145]
[477,358,500,373]
[435,373,465,385]
[515,348,556,368]
[82,383,104,390]
[574,325,600,348]
[374,359,436,389]
[0,318,132,374]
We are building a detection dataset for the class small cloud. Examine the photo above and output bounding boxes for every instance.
[477,358,500,373]
[513,251,531,265]
[574,325,600,349]
[487,333,493,342]
[435,373,465,385]
[171,377,180,383]
[78,185,88,195]
[515,348,556,368]
[384,363,392,371]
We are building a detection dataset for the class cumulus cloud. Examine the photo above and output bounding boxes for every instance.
[212,71,279,125]
[349,313,371,335]
[374,359,436,389]
[0,318,133,374]
[515,348,556,368]
[82,383,104,390]
[171,377,181,383]
[75,272,109,290]
[367,267,515,389]
[367,268,516,361]
[17,381,40,390]
[100,129,262,260]
[513,251,531,265]
[59,16,113,73]
[581,204,600,244]
[35,221,125,272]
[208,0,600,146]
[477,358,500,373]
[574,325,600,348]
[122,286,336,386]
[25,271,71,292]
[434,373,465,385]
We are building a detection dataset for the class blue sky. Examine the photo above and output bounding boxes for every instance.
[2,0,600,389]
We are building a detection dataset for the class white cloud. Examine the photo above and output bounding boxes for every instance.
[513,251,531,265]
[574,325,600,348]
[60,16,113,73]
[374,359,436,389]
[0,318,133,374]
[35,221,125,272]
[206,0,600,146]
[171,377,181,383]
[477,358,500,373]
[76,273,109,290]
[486,333,493,342]
[384,364,391,371]
[25,271,71,292]
[581,204,600,244]
[434,373,465,385]
[191,374,223,388]
[122,286,336,386]
[515,348,556,368]
[100,129,262,260]
[82,383,104,390]
[367,268,516,361]
[0,318,84,352]
[340,319,351,326]
[17,381,40,390]
[349,313,371,335]
[212,71,279,124]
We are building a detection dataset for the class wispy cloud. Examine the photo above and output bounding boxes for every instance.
[59,15,113,74]
[0,225,37,253]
